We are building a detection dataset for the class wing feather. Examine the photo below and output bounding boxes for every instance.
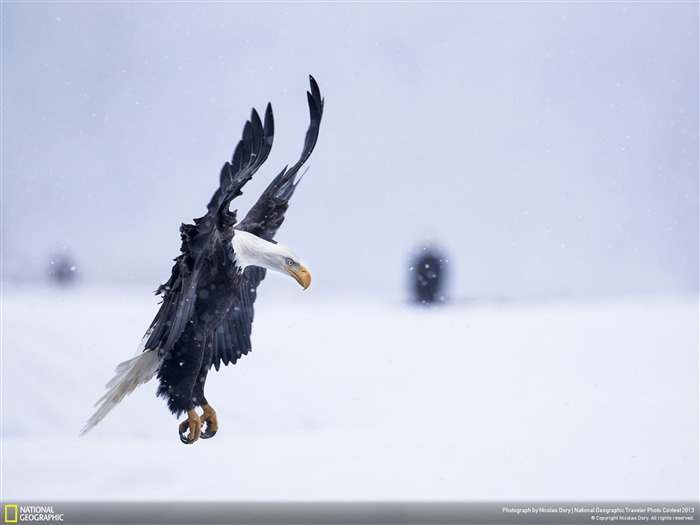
[211,266,266,370]
[239,75,324,240]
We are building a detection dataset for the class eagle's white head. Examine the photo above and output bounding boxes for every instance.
[231,229,311,289]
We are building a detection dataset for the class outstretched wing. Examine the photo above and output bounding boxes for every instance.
[210,76,324,371]
[143,104,275,358]
[238,75,324,240]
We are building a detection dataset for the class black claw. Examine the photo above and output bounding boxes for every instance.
[200,429,217,440]
[179,427,193,444]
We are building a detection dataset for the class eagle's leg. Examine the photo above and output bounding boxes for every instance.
[157,322,209,444]
[178,409,202,444]
[199,403,218,439]
[191,340,217,440]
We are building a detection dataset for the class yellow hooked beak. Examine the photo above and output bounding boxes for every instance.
[286,265,311,290]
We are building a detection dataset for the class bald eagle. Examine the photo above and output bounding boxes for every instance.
[81,76,323,444]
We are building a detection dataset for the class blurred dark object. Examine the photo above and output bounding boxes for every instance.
[410,243,448,305]
[48,253,77,285]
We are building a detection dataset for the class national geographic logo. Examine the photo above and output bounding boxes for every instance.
[3,505,18,523]
[3,505,64,522]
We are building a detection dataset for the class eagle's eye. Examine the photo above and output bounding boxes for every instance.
[285,258,295,266]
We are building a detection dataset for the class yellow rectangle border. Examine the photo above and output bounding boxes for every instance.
[4,504,19,523]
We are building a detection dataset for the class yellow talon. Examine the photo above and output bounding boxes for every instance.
[199,404,218,439]
[178,409,202,444]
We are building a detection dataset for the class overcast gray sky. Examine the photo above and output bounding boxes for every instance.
[2,2,698,300]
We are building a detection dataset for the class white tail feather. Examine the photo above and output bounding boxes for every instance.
[80,347,160,436]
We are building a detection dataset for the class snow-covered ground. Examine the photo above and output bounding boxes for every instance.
[1,284,697,501]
